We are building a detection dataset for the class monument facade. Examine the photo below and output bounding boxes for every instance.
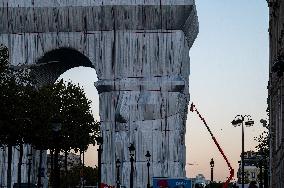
[0,1,198,187]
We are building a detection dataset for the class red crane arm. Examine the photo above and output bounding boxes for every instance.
[190,103,234,188]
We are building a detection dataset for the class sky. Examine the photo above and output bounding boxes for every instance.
[59,0,269,182]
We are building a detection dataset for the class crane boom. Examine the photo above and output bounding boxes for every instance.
[190,103,234,188]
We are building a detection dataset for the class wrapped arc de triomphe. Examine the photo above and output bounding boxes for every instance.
[0,0,198,187]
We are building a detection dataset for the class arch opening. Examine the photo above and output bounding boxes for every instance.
[32,48,100,167]
[0,46,100,186]
[57,66,100,168]
[31,48,95,86]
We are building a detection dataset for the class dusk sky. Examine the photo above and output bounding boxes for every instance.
[59,0,269,182]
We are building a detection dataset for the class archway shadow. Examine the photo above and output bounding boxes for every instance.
[31,48,95,86]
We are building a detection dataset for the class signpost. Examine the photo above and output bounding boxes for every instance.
[153,178,192,188]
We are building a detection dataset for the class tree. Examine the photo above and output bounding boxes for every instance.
[254,119,269,188]
[0,44,37,188]
[28,79,99,151]
[58,80,99,152]
[0,44,9,76]
[47,80,99,187]
[255,130,269,157]
[0,44,100,187]
[28,80,100,187]
[0,45,38,188]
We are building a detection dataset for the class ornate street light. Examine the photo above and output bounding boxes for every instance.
[95,136,103,188]
[128,143,135,188]
[116,159,121,188]
[210,158,214,182]
[145,151,151,188]
[231,115,254,188]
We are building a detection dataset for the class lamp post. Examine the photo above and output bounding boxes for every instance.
[128,143,135,188]
[51,117,62,188]
[210,158,214,183]
[116,159,121,188]
[231,115,254,188]
[145,151,151,188]
[95,136,103,188]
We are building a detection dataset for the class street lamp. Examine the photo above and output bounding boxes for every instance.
[210,158,214,182]
[128,143,135,188]
[231,115,254,188]
[116,159,121,188]
[95,136,103,188]
[51,117,62,188]
[145,151,151,188]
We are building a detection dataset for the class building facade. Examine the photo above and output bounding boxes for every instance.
[267,0,284,187]
[0,146,48,188]
[236,151,260,184]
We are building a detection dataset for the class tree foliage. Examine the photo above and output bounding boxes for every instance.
[29,80,100,152]
[0,44,35,147]
[254,119,269,186]
[255,130,269,156]
[0,43,100,157]
[0,44,38,188]
[0,44,100,187]
[0,44,9,75]
[254,120,269,158]
[61,165,98,187]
